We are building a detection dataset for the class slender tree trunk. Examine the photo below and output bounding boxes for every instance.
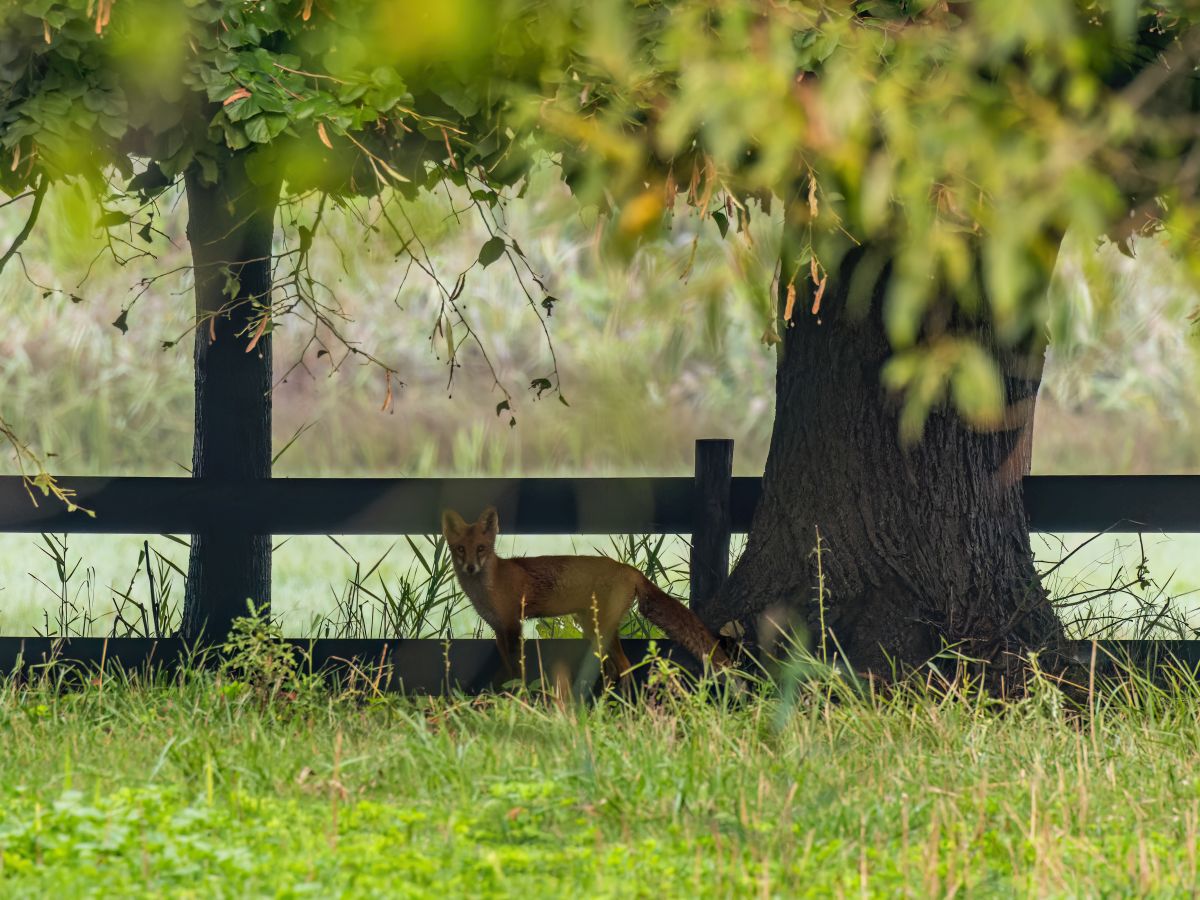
[708,242,1063,679]
[179,157,280,643]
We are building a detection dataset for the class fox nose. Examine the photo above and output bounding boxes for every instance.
[465,563,479,575]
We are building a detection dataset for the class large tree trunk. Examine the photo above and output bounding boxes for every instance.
[180,157,280,643]
[708,242,1063,678]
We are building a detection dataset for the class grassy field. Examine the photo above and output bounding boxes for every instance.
[2,648,1200,897]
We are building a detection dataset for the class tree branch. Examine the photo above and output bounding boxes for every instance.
[0,411,89,514]
[0,176,48,277]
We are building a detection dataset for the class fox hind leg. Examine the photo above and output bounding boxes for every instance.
[570,614,603,694]
[604,635,632,689]
[576,590,634,689]
[601,588,636,686]
[573,612,628,689]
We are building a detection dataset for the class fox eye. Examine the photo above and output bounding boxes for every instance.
[476,544,486,554]
[455,545,464,555]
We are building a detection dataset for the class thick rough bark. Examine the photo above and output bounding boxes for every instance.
[709,243,1063,678]
[179,158,280,643]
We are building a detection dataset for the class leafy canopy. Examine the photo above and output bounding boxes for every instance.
[515,0,1200,433]
[0,0,557,200]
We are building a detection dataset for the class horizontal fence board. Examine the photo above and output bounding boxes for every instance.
[2,475,1200,535]
[0,638,1195,693]
[0,476,696,535]
[0,637,709,693]
[1021,475,1200,532]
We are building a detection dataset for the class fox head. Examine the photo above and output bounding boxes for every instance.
[441,506,499,576]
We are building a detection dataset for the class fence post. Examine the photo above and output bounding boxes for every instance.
[690,439,733,622]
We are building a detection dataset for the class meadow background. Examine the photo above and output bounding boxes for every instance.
[2,167,1199,638]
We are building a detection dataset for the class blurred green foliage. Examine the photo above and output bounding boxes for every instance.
[515,0,1200,430]
[0,0,548,195]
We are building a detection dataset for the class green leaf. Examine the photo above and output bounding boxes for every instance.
[82,90,108,114]
[128,162,171,200]
[25,0,56,18]
[291,97,334,121]
[224,96,260,123]
[477,236,506,268]
[112,309,130,335]
[712,211,728,238]
[880,352,920,392]
[97,210,130,228]
[96,115,126,139]
[205,77,237,103]
[370,66,405,88]
[337,83,369,104]
[264,114,290,139]
[252,90,287,115]
[222,122,250,150]
[242,114,285,144]
[197,155,219,185]
[951,345,1004,429]
[222,267,241,300]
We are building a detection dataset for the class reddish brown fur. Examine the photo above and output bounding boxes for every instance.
[441,507,731,685]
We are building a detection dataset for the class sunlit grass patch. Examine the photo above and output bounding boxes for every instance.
[2,650,1200,895]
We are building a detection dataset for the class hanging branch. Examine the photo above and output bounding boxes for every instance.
[0,412,90,514]
[0,174,47,277]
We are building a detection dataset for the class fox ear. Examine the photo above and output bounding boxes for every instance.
[478,506,499,535]
[441,509,468,541]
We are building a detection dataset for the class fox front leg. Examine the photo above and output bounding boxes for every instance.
[493,625,523,688]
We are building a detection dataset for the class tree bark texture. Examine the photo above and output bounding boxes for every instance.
[708,243,1063,678]
[180,157,280,643]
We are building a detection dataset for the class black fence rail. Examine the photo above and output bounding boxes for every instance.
[5,473,1200,535]
[1,637,1197,694]
[2,439,1200,687]
[0,637,713,694]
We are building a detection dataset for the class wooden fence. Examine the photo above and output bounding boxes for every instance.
[1,439,1199,689]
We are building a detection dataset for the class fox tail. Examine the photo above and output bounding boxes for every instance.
[635,576,732,669]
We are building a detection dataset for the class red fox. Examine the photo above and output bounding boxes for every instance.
[441,507,732,684]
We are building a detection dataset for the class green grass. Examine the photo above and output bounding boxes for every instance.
[3,649,1200,896]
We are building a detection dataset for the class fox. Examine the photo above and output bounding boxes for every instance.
[441,506,733,685]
